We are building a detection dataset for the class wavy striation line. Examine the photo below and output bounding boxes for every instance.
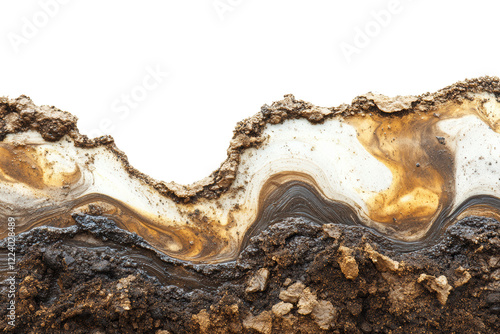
[0,77,500,264]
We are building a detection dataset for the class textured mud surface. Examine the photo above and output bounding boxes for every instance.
[0,215,499,333]
[1,77,500,333]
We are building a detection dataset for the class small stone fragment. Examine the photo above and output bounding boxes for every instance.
[246,268,270,293]
[272,301,293,317]
[116,296,131,311]
[417,274,452,305]
[192,309,210,332]
[243,310,272,334]
[364,92,418,113]
[365,243,399,272]
[454,266,472,287]
[311,300,336,330]
[488,255,500,268]
[300,106,332,122]
[279,282,305,303]
[337,246,359,280]
[297,287,318,315]
[323,224,342,239]
[18,286,32,300]
[116,275,136,290]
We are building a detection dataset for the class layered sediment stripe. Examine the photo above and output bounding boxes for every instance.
[0,80,499,263]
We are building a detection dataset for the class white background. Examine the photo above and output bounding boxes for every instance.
[0,0,498,184]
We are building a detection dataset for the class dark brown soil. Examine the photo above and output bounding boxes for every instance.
[1,214,499,333]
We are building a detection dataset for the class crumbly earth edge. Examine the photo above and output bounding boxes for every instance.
[1,76,499,203]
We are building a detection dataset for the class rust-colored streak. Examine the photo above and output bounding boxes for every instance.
[0,145,45,189]
[0,193,229,263]
[344,100,486,236]
[0,144,82,189]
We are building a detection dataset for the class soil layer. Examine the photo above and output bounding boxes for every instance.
[1,215,499,333]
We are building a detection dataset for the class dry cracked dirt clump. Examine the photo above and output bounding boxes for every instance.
[0,216,499,333]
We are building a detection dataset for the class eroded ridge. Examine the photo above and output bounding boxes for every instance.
[1,77,500,263]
